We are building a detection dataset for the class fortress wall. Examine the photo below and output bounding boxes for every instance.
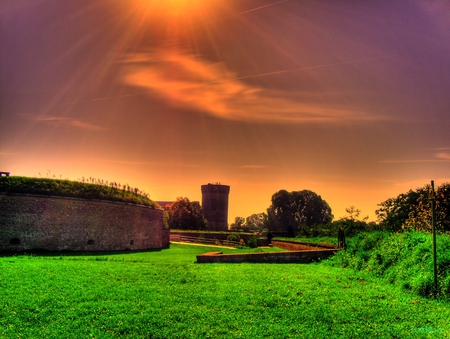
[0,194,167,252]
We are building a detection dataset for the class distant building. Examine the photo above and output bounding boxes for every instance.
[201,183,230,231]
[156,201,174,209]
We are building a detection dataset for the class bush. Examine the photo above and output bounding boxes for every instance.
[227,234,241,243]
[247,236,258,248]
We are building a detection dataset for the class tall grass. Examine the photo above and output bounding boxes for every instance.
[0,176,158,207]
[327,231,450,298]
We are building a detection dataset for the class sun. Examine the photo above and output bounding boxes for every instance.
[137,0,207,17]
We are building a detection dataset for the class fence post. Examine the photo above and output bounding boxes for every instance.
[429,180,438,295]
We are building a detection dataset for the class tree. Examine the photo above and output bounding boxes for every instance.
[245,213,268,232]
[403,183,450,233]
[335,206,369,237]
[267,189,333,236]
[376,183,450,233]
[230,216,245,231]
[165,197,208,230]
[376,188,424,232]
[343,206,367,222]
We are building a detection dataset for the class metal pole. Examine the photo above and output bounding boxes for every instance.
[430,180,438,295]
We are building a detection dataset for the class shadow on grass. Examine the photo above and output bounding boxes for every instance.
[0,246,169,258]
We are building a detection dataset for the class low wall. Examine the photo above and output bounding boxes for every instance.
[271,240,336,251]
[0,194,168,252]
[196,249,337,264]
[170,231,267,245]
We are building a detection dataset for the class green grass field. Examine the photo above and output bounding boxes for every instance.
[1,244,450,338]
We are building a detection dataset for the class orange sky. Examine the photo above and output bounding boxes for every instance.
[1,0,449,223]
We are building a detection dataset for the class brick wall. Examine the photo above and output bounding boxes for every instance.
[0,194,167,252]
[196,249,337,263]
[271,240,336,251]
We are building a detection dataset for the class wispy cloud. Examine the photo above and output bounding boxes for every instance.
[436,152,450,161]
[380,159,448,164]
[380,151,450,164]
[34,116,107,131]
[121,50,382,124]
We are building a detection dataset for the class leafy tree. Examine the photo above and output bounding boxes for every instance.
[334,206,369,237]
[376,188,425,232]
[245,213,268,232]
[230,216,245,231]
[376,183,450,233]
[267,189,333,236]
[403,183,450,233]
[165,197,208,230]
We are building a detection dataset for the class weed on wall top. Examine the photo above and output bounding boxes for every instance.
[0,176,158,207]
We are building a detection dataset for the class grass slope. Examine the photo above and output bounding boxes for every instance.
[328,231,450,298]
[0,176,157,207]
[1,244,450,338]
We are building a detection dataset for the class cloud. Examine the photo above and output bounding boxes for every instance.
[121,50,381,124]
[436,152,450,161]
[380,159,445,164]
[34,116,107,131]
[380,152,450,164]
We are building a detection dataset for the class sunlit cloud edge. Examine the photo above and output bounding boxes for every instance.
[120,50,390,124]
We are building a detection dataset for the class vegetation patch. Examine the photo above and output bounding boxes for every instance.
[327,231,450,298]
[1,244,450,338]
[0,176,158,207]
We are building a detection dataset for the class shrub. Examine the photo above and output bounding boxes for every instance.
[247,236,258,248]
[227,234,241,243]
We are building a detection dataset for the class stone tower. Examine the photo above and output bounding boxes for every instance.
[201,183,230,231]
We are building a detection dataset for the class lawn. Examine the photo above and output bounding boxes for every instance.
[1,244,449,338]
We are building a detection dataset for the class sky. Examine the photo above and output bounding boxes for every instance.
[1,0,449,223]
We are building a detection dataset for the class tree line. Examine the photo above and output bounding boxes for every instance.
[162,183,449,236]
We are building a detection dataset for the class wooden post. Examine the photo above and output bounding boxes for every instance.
[430,180,438,295]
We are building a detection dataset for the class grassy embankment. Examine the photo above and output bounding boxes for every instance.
[2,243,450,338]
[327,231,450,298]
[0,176,158,207]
